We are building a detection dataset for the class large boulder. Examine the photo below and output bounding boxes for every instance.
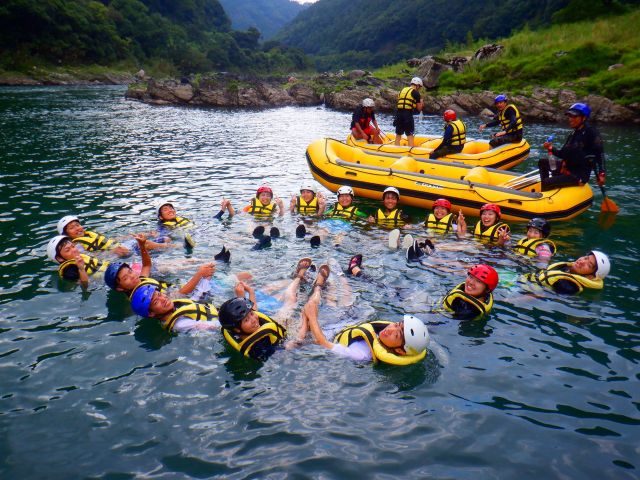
[416,56,452,89]
[287,83,321,105]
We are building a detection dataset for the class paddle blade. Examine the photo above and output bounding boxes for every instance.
[599,186,619,213]
[598,212,617,230]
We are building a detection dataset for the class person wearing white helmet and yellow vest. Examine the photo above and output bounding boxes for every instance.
[324,186,368,221]
[46,235,111,287]
[367,186,409,228]
[394,77,424,147]
[289,184,326,216]
[351,98,382,144]
[525,250,610,294]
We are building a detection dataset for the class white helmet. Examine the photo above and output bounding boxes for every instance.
[411,77,423,87]
[403,315,430,355]
[337,186,354,196]
[57,215,79,235]
[383,186,400,199]
[362,98,375,108]
[300,184,316,193]
[47,235,69,261]
[590,250,611,279]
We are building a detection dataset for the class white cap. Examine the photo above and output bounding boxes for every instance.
[590,250,611,279]
[362,98,375,108]
[300,184,316,193]
[411,77,423,87]
[383,186,400,198]
[337,185,354,196]
[403,315,429,354]
[57,215,79,235]
[47,235,69,261]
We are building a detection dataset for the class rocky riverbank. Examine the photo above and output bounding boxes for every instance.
[0,69,134,86]
[126,71,638,124]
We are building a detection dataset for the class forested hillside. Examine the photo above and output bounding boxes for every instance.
[0,0,311,75]
[219,0,306,40]
[276,0,638,70]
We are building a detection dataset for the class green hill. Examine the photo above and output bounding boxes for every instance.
[218,0,306,40]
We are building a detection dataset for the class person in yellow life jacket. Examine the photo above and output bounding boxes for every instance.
[424,198,458,234]
[525,250,610,295]
[498,217,556,259]
[394,77,424,147]
[478,94,524,148]
[367,187,409,228]
[289,184,326,216]
[57,215,171,257]
[443,264,498,320]
[457,203,510,242]
[240,186,284,218]
[157,202,198,249]
[430,110,466,159]
[324,186,368,221]
[130,284,219,333]
[47,235,110,287]
[351,98,382,144]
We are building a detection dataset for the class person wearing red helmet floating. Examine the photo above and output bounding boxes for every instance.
[429,110,466,159]
[457,203,510,243]
[424,198,458,234]
[478,94,524,148]
[443,264,499,320]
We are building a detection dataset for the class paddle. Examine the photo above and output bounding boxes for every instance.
[599,184,619,213]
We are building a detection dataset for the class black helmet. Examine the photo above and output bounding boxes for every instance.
[218,297,253,329]
[526,217,551,237]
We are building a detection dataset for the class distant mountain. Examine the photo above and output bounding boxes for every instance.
[219,0,307,39]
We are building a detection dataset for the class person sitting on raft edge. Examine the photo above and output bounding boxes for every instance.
[442,264,499,321]
[429,110,466,159]
[525,250,610,295]
[368,186,409,228]
[478,94,524,149]
[351,98,383,144]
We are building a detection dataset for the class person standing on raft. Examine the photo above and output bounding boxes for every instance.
[393,77,424,147]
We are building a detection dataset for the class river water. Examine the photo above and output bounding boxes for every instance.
[0,86,638,479]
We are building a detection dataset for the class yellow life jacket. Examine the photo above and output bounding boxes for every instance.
[514,238,557,257]
[397,86,417,111]
[127,277,171,300]
[222,311,286,359]
[425,212,455,233]
[473,221,510,241]
[58,254,109,278]
[295,195,318,215]
[160,216,192,229]
[72,230,114,252]
[375,208,403,228]
[248,198,276,217]
[160,299,218,331]
[442,282,494,320]
[498,104,523,134]
[446,119,466,146]
[525,262,603,293]
[328,203,360,220]
[334,321,427,365]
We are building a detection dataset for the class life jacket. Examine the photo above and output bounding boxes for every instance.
[160,216,191,229]
[425,212,455,233]
[58,254,109,278]
[525,262,603,293]
[72,230,114,252]
[295,195,318,215]
[375,208,403,228]
[248,198,276,217]
[160,299,218,331]
[442,282,494,320]
[397,86,417,111]
[334,321,427,365]
[498,104,523,134]
[445,119,466,146]
[357,109,373,129]
[514,238,557,257]
[473,221,510,241]
[127,277,171,300]
[328,203,360,220]
[222,311,286,359]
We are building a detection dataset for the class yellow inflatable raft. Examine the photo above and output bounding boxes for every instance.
[307,138,593,222]
[347,133,530,170]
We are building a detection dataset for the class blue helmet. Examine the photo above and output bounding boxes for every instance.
[566,102,591,118]
[494,94,507,103]
[104,262,127,290]
[130,284,157,317]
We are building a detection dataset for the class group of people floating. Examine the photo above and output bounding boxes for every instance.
[351,77,607,192]
[45,176,612,365]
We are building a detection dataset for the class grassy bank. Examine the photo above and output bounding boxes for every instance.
[375,9,640,105]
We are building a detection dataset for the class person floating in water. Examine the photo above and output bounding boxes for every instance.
[442,264,499,320]
[47,234,111,287]
[289,184,326,216]
[525,250,610,294]
[157,201,197,249]
[368,187,409,228]
[324,186,368,221]
[457,203,510,243]
[497,217,556,260]
[424,198,458,234]
[242,186,285,218]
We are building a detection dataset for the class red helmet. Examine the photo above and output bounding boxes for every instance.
[443,109,456,122]
[256,186,273,197]
[480,203,501,218]
[468,264,499,292]
[433,198,452,210]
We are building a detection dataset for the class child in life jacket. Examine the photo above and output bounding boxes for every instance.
[498,217,556,259]
[157,201,197,249]
[289,184,326,216]
[442,264,499,320]
[367,186,409,228]
[525,250,610,295]
[457,203,510,242]
[324,185,368,221]
[424,198,458,234]
[47,235,112,287]
[241,186,285,218]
